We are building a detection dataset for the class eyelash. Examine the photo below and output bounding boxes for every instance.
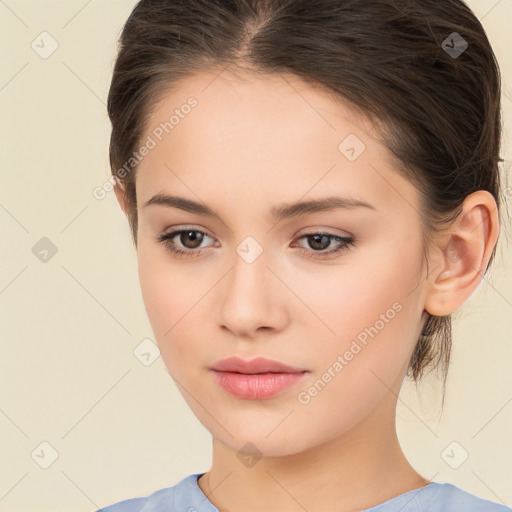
[155,228,355,259]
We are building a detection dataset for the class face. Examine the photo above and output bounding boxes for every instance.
[130,67,430,457]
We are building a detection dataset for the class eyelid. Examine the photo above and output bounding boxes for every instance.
[157,225,355,258]
[160,225,215,240]
[161,225,353,240]
[294,225,354,239]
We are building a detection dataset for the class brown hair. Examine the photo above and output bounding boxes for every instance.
[107,0,504,405]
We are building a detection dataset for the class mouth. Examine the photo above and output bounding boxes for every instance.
[210,356,308,375]
[220,370,299,375]
[210,369,309,400]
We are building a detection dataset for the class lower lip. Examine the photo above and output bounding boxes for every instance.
[211,370,308,399]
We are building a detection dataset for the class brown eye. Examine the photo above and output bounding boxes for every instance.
[294,232,355,258]
[156,228,214,257]
[155,229,354,259]
[178,230,204,249]
[306,234,332,251]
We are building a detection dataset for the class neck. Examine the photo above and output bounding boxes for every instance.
[198,393,430,512]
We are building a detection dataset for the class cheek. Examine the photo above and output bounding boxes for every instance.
[299,255,418,333]
[290,261,422,438]
[295,239,423,374]
[137,241,225,379]
[137,244,199,353]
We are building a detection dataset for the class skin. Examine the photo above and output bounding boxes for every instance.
[114,65,499,512]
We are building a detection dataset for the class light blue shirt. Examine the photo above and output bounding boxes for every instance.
[95,473,511,511]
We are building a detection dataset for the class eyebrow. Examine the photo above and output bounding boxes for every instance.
[143,193,376,221]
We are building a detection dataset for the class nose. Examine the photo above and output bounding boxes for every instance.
[218,243,288,339]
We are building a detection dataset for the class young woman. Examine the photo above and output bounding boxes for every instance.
[97,0,509,510]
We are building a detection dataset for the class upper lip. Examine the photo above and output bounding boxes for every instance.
[210,356,308,374]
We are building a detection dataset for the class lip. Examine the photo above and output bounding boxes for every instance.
[210,356,308,374]
[209,356,309,400]
[211,370,309,399]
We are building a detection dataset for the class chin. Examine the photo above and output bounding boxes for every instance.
[209,426,314,459]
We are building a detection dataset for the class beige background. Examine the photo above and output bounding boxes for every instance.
[0,1,511,510]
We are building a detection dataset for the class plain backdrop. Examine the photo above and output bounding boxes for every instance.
[0,1,511,510]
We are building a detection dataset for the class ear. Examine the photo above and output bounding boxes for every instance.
[114,181,130,217]
[424,190,500,316]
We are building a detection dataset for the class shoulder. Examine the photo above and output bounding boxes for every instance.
[428,482,511,512]
[93,473,204,512]
[94,486,172,512]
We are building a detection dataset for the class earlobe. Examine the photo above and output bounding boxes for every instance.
[424,191,499,317]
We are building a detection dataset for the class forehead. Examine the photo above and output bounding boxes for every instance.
[141,66,378,160]
[136,67,420,219]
